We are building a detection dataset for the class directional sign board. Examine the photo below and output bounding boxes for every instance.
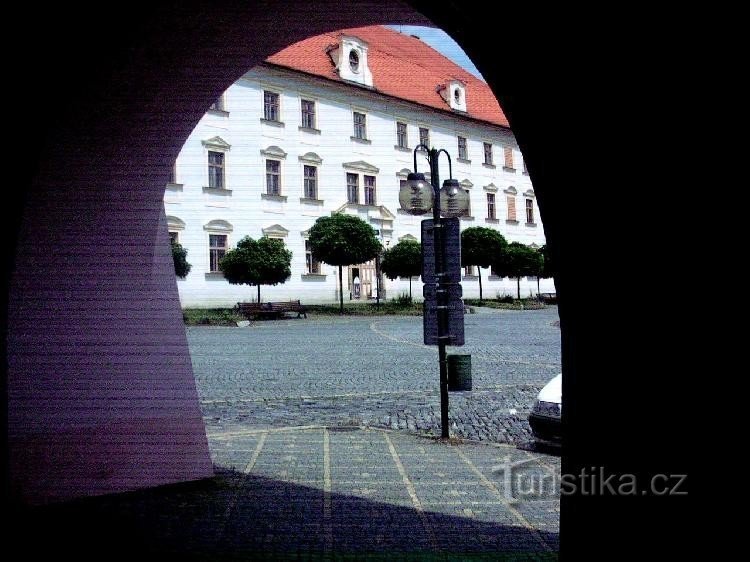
[421,217,464,346]
[421,218,461,284]
[423,297,465,346]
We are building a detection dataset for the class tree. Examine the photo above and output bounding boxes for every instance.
[219,236,292,302]
[171,241,192,279]
[308,213,381,313]
[494,241,541,299]
[380,239,422,301]
[460,227,507,304]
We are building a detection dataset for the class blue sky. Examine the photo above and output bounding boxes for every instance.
[386,25,484,81]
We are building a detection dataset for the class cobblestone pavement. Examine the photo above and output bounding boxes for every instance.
[18,427,560,560]
[189,306,561,448]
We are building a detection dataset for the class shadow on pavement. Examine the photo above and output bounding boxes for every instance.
[8,466,559,561]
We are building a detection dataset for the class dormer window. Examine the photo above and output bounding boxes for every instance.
[328,35,373,87]
[349,49,360,72]
[440,79,467,112]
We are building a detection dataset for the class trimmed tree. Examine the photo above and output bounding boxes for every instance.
[494,241,541,299]
[171,241,192,279]
[308,213,381,313]
[460,227,508,304]
[219,236,292,302]
[380,239,422,301]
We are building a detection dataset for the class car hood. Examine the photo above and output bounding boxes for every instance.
[538,374,562,404]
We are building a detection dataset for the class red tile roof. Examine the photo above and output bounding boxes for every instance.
[265,25,509,128]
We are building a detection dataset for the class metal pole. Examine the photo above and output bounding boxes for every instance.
[429,148,450,439]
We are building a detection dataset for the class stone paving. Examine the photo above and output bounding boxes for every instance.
[190,306,561,447]
[13,307,561,559]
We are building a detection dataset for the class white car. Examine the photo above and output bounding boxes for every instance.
[529,374,562,446]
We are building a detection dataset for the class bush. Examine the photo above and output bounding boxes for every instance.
[496,293,515,303]
[394,292,413,306]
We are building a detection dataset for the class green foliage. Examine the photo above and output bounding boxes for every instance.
[380,239,422,280]
[171,241,192,279]
[394,292,413,305]
[308,214,382,267]
[493,242,541,279]
[182,308,244,326]
[219,236,292,298]
[460,227,508,268]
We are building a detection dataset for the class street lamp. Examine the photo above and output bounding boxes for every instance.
[398,144,469,438]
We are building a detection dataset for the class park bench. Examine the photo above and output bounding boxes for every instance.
[236,300,308,320]
[537,292,558,304]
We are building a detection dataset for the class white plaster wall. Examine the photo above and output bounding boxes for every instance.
[166,65,551,307]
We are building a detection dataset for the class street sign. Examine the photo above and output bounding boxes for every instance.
[423,298,465,346]
[421,218,461,284]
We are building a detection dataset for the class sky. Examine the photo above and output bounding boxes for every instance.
[386,25,484,81]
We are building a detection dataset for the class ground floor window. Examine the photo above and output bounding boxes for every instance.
[209,234,227,272]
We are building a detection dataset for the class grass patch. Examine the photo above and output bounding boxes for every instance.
[464,298,547,310]
[182,308,245,326]
[304,301,423,316]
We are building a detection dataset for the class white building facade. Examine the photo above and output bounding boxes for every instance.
[165,26,554,307]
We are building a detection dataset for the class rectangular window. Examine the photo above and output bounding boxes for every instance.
[209,96,224,111]
[208,151,224,188]
[169,161,177,184]
[301,99,316,129]
[305,240,321,274]
[169,231,178,245]
[464,265,475,276]
[522,158,528,174]
[347,173,359,203]
[364,175,376,205]
[209,234,227,272]
[487,193,496,219]
[484,142,493,165]
[266,160,281,195]
[303,165,317,199]
[458,136,468,160]
[463,189,471,217]
[353,112,367,139]
[526,199,535,223]
[419,127,430,150]
[264,90,280,121]
[504,147,514,169]
[396,122,408,148]
[507,196,517,221]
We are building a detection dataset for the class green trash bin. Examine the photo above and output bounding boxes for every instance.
[448,354,472,391]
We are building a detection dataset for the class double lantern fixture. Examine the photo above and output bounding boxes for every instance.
[397,145,470,217]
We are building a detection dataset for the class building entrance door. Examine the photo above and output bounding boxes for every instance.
[349,260,376,299]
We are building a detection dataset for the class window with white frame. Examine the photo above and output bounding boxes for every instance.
[487,193,496,219]
[301,99,316,129]
[264,90,280,121]
[396,122,408,148]
[208,151,225,188]
[209,234,227,272]
[463,189,472,217]
[419,127,429,150]
[484,142,493,165]
[364,175,376,206]
[507,196,517,221]
[266,160,281,195]
[526,198,535,224]
[169,231,179,245]
[504,147,515,169]
[463,265,475,276]
[353,112,367,139]
[303,165,317,199]
[169,161,177,184]
[458,136,468,160]
[347,173,359,203]
[305,240,321,274]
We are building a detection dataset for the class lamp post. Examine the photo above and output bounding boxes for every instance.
[398,144,469,439]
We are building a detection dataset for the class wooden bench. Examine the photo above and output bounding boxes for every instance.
[538,292,558,304]
[236,300,308,320]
